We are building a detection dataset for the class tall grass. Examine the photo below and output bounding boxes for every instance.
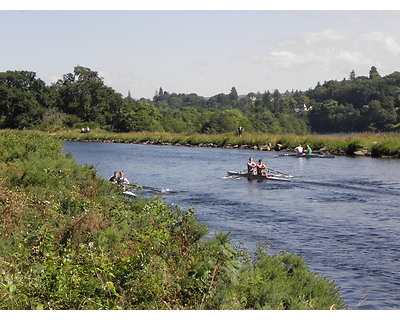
[53,129,400,157]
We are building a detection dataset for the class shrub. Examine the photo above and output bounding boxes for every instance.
[371,138,400,157]
[344,139,364,155]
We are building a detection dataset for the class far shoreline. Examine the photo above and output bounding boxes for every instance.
[48,129,400,158]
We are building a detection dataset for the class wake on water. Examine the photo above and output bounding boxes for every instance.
[222,174,400,196]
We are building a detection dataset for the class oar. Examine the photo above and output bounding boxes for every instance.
[266,168,294,178]
[144,186,172,192]
[128,183,175,193]
[125,183,142,189]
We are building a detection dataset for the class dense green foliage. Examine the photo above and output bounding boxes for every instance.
[1,66,399,134]
[306,68,400,132]
[0,71,54,129]
[0,131,346,309]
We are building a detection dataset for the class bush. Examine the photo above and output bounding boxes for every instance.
[230,248,345,309]
[371,138,400,157]
[344,139,364,155]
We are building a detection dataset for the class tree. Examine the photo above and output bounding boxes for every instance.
[207,93,232,109]
[270,89,282,113]
[261,91,273,110]
[200,109,253,134]
[243,106,279,133]
[276,113,308,134]
[307,100,338,133]
[53,66,125,128]
[116,100,163,132]
[229,87,239,102]
[349,69,356,80]
[366,100,397,131]
[125,91,134,102]
[0,70,52,129]
[369,66,380,79]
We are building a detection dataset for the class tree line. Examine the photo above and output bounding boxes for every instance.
[1,65,399,134]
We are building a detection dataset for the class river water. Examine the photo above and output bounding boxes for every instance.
[64,141,400,310]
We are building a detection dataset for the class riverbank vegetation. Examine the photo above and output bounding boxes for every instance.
[52,129,400,157]
[1,65,400,137]
[0,130,346,309]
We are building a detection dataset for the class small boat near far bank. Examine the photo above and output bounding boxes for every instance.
[227,171,292,182]
[278,153,335,158]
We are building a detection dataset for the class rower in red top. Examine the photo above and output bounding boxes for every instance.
[247,157,257,174]
[256,159,267,176]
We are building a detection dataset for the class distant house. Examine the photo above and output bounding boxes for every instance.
[294,104,313,113]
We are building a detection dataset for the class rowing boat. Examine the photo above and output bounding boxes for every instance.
[278,153,335,158]
[227,171,292,182]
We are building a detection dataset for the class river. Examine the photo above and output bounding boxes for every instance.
[64,141,400,310]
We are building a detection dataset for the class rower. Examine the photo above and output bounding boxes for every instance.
[305,144,312,155]
[108,171,119,184]
[256,159,267,176]
[117,171,130,186]
[247,157,257,174]
[295,144,304,156]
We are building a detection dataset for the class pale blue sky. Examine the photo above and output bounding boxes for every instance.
[2,8,400,99]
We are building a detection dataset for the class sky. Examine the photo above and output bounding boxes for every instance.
[2,2,400,99]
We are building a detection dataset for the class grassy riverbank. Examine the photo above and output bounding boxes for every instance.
[0,130,346,310]
[53,129,400,157]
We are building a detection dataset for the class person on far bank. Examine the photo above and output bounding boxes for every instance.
[247,157,257,174]
[256,159,267,176]
[295,144,304,156]
[305,144,312,155]
[238,126,243,137]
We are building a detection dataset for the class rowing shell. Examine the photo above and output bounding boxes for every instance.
[278,153,335,158]
[227,171,292,182]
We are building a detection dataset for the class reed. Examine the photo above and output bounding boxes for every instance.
[52,129,400,157]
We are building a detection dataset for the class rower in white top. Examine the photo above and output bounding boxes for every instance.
[294,144,304,156]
